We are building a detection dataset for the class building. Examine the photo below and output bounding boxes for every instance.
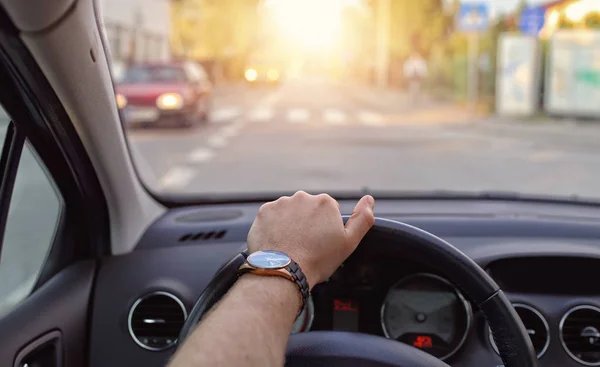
[99,0,171,78]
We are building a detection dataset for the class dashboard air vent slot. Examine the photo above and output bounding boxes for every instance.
[561,305,600,366]
[179,230,227,242]
[489,303,549,358]
[128,292,187,351]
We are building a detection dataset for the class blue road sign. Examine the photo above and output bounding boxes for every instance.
[457,3,490,33]
[520,6,546,36]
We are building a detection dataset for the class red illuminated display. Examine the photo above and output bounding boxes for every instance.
[413,335,433,349]
[333,299,358,311]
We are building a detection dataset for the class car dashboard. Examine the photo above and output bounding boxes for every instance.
[89,199,600,367]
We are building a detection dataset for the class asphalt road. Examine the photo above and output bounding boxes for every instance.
[129,78,600,200]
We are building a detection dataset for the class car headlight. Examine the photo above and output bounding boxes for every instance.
[267,69,279,81]
[156,93,184,110]
[116,94,127,109]
[245,68,258,82]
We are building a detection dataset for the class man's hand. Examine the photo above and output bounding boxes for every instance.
[247,191,375,289]
[169,192,375,367]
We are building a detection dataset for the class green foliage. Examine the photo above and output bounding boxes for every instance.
[389,0,451,58]
[556,11,600,29]
[585,12,600,28]
[172,0,260,60]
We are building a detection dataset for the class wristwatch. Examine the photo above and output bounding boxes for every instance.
[238,250,310,316]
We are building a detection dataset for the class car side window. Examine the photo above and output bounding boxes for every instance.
[0,106,63,318]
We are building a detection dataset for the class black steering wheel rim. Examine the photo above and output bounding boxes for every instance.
[178,217,537,367]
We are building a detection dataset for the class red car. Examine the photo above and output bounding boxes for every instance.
[116,62,212,128]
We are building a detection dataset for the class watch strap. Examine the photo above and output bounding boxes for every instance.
[285,260,310,316]
[238,253,310,317]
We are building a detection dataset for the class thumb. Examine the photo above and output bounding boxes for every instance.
[344,195,375,246]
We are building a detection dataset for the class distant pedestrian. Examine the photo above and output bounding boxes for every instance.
[403,52,428,107]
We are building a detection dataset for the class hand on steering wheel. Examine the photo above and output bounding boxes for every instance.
[247,191,375,289]
[178,192,538,367]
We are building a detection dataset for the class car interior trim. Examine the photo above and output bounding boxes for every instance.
[0,121,23,262]
[13,0,164,255]
[0,5,110,283]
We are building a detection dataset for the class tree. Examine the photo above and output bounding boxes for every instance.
[171,0,260,60]
[388,0,450,58]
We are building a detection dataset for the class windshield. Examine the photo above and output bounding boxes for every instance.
[102,0,600,199]
[121,66,187,84]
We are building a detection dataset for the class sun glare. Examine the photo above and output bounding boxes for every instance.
[565,0,600,23]
[266,0,345,49]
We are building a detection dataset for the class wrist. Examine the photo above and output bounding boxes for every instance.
[240,250,311,314]
[237,273,301,315]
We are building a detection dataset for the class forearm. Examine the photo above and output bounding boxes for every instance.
[169,274,301,367]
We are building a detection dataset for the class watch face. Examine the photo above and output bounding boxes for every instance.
[247,250,291,269]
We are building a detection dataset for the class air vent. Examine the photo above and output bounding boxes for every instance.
[128,292,187,351]
[489,303,549,359]
[560,305,600,366]
[179,230,227,242]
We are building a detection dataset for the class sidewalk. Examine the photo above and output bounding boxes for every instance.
[340,82,481,124]
[473,114,600,153]
[485,114,600,127]
[340,82,428,113]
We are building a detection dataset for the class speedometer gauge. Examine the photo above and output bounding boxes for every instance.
[380,273,472,360]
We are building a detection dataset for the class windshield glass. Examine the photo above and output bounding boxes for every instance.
[101,0,600,199]
[121,66,187,84]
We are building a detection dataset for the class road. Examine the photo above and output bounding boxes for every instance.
[129,78,600,199]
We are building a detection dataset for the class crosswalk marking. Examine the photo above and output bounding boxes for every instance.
[324,109,346,125]
[287,108,310,123]
[207,134,228,148]
[247,107,274,122]
[358,110,385,126]
[210,107,240,123]
[209,107,392,126]
[159,167,196,190]
[188,148,215,163]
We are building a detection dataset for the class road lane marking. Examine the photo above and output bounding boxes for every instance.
[528,151,564,163]
[358,110,385,126]
[287,108,309,123]
[207,134,228,148]
[221,123,243,137]
[188,148,215,163]
[210,107,240,123]
[262,89,283,105]
[324,109,346,125]
[159,167,196,190]
[247,107,274,122]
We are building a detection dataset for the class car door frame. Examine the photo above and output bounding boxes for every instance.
[0,5,110,367]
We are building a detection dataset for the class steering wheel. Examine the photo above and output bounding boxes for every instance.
[177,217,537,367]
